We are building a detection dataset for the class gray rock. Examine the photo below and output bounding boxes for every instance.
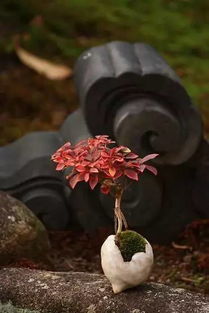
[0,191,50,265]
[0,268,209,313]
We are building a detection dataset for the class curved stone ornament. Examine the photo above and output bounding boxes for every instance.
[0,110,106,231]
[73,41,208,242]
[0,132,70,229]
[74,41,202,165]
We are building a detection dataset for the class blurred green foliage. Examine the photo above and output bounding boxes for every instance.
[0,0,209,105]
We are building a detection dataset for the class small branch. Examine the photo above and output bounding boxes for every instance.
[120,210,128,230]
[114,188,128,235]
[114,214,118,234]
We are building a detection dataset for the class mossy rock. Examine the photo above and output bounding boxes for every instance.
[0,191,50,265]
[0,301,40,313]
[116,230,146,262]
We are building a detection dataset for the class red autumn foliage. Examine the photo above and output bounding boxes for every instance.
[51,135,158,194]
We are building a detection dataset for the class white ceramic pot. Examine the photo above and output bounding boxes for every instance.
[101,234,153,294]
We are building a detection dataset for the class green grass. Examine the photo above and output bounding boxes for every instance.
[0,0,209,107]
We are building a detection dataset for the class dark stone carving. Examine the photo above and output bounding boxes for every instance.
[0,41,208,243]
[74,41,202,165]
[191,139,209,218]
[0,131,70,229]
[0,110,107,231]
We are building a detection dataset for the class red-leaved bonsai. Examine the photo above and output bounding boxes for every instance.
[52,135,158,293]
[51,135,158,236]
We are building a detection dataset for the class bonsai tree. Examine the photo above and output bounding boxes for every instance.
[52,135,158,293]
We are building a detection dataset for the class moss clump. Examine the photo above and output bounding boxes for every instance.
[116,230,146,262]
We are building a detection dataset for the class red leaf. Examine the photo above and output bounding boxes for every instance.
[125,152,138,159]
[114,169,123,179]
[140,153,159,163]
[56,163,65,171]
[69,173,85,189]
[109,167,116,177]
[92,150,100,161]
[124,169,138,181]
[66,160,74,166]
[63,149,73,157]
[85,154,93,161]
[76,165,86,172]
[58,142,71,151]
[145,165,158,175]
[101,151,109,157]
[90,168,99,173]
[89,175,99,189]
[138,164,146,172]
[84,172,89,182]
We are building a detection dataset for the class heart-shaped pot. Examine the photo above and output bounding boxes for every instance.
[101,234,153,293]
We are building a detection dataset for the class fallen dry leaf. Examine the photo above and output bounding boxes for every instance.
[172,242,192,250]
[16,46,72,80]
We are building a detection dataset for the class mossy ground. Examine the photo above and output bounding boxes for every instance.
[116,230,146,262]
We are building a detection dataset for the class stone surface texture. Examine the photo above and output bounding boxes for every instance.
[0,268,209,313]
